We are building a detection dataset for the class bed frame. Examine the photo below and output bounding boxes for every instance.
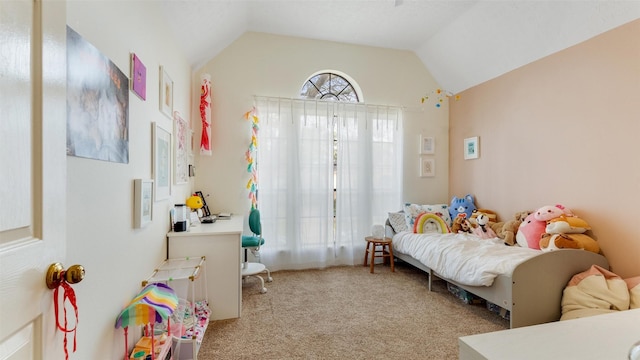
[394,248,609,328]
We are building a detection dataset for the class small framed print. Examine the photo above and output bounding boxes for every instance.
[419,135,435,154]
[173,111,189,184]
[153,122,171,201]
[134,179,153,228]
[464,136,479,160]
[130,53,146,100]
[159,66,173,118]
[420,157,435,177]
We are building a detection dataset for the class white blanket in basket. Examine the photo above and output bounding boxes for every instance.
[392,231,540,286]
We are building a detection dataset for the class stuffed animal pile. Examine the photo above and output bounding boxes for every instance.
[448,195,529,243]
[442,196,600,251]
[515,204,600,253]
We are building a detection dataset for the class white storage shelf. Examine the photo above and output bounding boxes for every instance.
[144,256,210,360]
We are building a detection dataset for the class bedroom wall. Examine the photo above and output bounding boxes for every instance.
[193,32,449,220]
[65,2,193,358]
[449,19,640,278]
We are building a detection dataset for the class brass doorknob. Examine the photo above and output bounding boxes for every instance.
[46,263,85,289]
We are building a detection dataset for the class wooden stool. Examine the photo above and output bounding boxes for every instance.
[363,236,394,273]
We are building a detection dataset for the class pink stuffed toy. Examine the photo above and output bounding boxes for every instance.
[516,204,574,249]
[533,205,566,222]
[471,212,498,239]
[515,212,546,249]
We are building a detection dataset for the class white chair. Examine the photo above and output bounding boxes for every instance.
[241,209,272,293]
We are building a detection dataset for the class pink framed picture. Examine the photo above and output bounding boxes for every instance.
[130,53,146,100]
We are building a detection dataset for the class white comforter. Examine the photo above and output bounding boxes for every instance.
[392,231,540,286]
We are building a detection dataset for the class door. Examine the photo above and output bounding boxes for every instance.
[0,1,67,359]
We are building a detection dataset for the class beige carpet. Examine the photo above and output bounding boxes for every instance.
[198,262,508,359]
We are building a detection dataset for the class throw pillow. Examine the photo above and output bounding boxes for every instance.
[403,203,425,230]
[388,212,408,233]
[422,204,452,227]
[403,202,452,229]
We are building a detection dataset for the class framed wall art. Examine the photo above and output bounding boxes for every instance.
[173,111,189,184]
[153,122,171,201]
[66,26,129,163]
[464,136,480,160]
[130,53,146,100]
[420,157,435,177]
[133,179,153,228]
[419,135,435,154]
[159,66,173,118]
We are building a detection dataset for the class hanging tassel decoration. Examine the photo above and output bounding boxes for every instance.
[54,275,79,360]
[200,74,212,155]
[243,107,260,209]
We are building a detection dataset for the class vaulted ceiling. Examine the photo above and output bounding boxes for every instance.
[159,0,640,94]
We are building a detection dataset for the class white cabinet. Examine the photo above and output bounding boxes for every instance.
[167,216,243,320]
[144,257,210,360]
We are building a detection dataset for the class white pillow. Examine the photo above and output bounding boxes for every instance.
[388,212,408,233]
[422,204,452,226]
[403,203,452,229]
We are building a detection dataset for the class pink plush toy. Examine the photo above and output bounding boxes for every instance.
[471,212,498,239]
[515,212,546,249]
[533,205,566,222]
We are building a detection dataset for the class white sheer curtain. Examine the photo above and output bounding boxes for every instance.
[334,103,403,262]
[255,97,403,271]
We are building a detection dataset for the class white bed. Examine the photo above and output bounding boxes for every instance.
[388,227,609,328]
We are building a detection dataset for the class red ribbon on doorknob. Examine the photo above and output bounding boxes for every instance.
[46,263,85,360]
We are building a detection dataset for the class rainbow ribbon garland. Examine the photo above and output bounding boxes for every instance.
[244,107,259,209]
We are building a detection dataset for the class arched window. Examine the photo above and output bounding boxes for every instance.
[299,71,361,220]
[300,72,360,102]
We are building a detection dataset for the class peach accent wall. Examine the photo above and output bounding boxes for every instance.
[449,19,640,278]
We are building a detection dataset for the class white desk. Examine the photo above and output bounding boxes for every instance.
[167,216,243,320]
[459,308,640,360]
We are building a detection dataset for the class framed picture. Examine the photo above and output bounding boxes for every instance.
[130,53,146,100]
[159,66,173,118]
[419,135,435,154]
[173,111,189,184]
[464,136,480,160]
[66,26,129,163]
[420,157,435,177]
[153,122,171,201]
[133,179,153,228]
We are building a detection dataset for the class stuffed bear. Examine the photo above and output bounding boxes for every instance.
[539,233,600,253]
[451,213,472,234]
[471,212,497,239]
[490,210,531,246]
[449,194,477,221]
